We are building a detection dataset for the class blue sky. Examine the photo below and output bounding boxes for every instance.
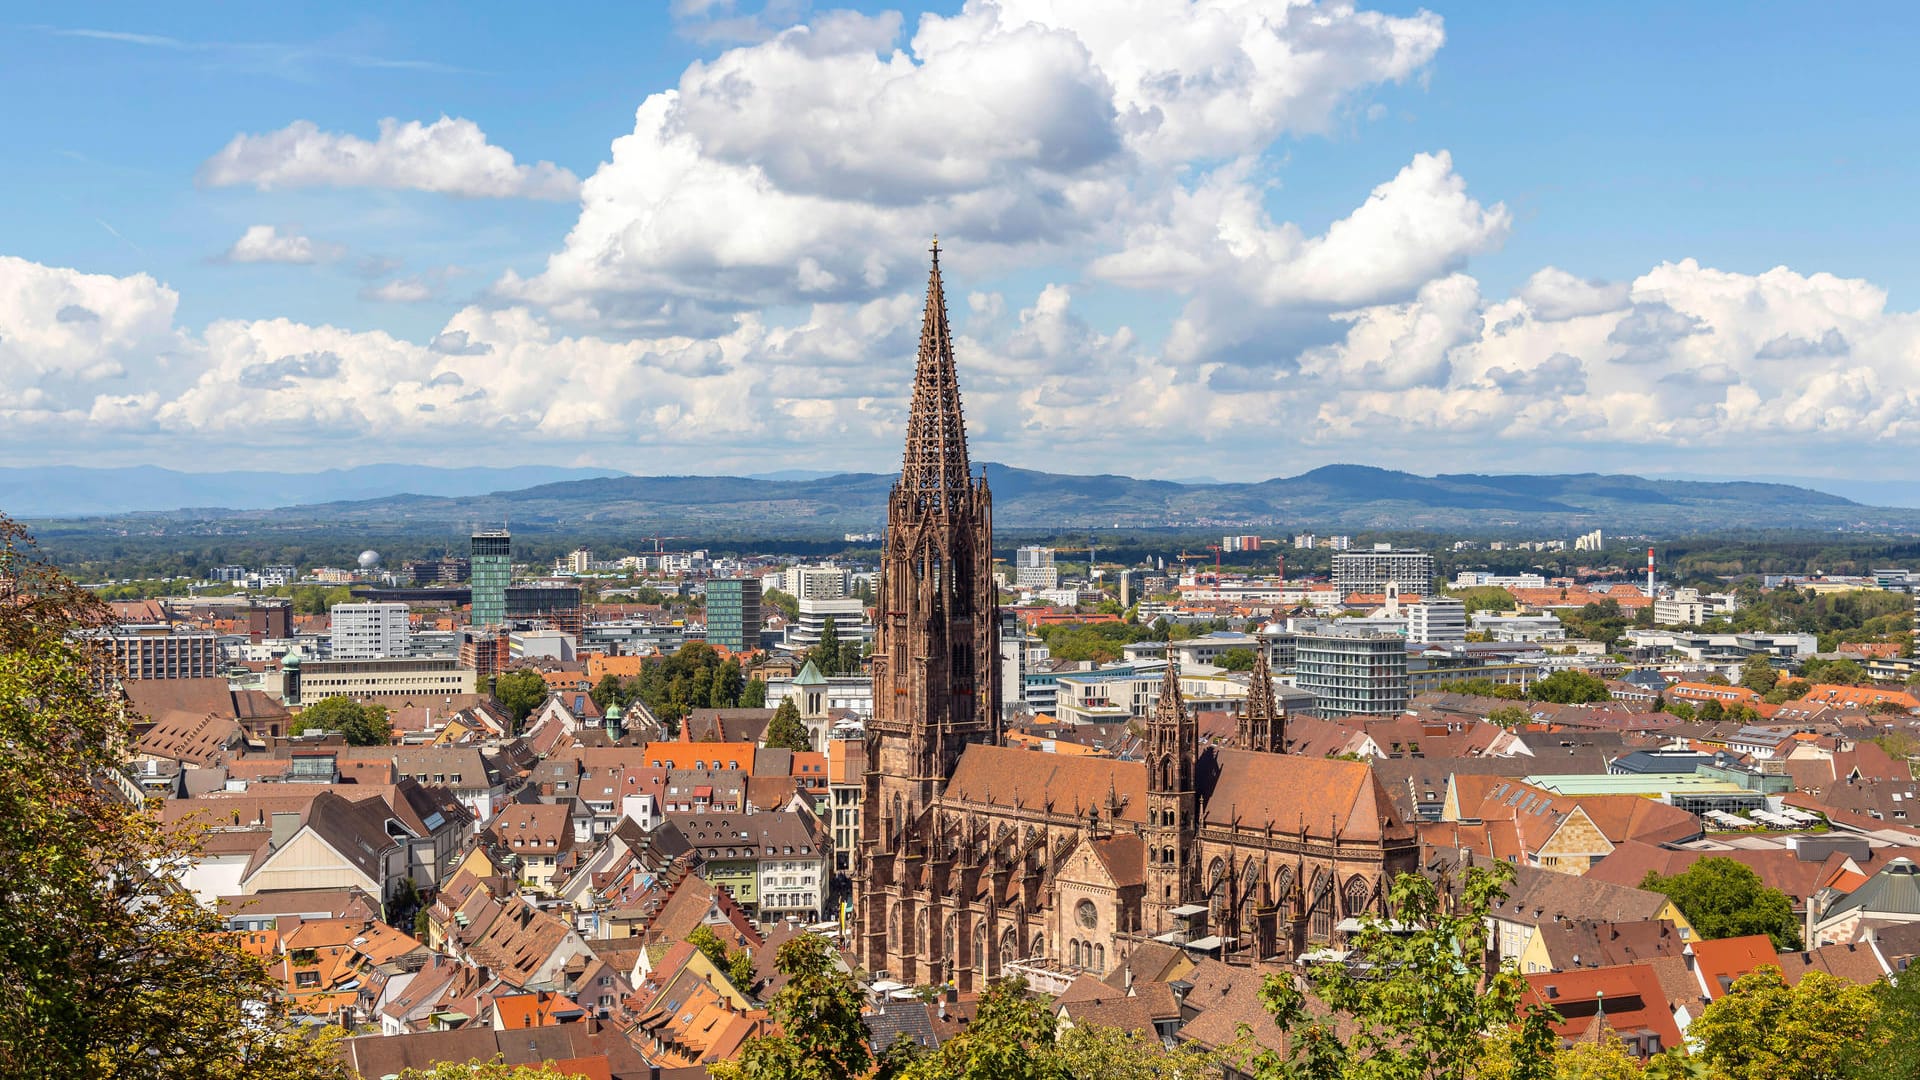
[4,1,1918,487]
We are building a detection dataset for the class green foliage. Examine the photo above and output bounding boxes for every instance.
[1559,599,1637,648]
[1487,705,1531,728]
[1447,586,1520,615]
[1663,698,1697,720]
[711,935,871,1080]
[1255,862,1529,1080]
[765,699,813,751]
[740,677,769,708]
[809,617,847,676]
[1528,670,1612,704]
[0,514,351,1080]
[1697,699,1726,723]
[1740,655,1779,692]
[728,948,757,993]
[630,642,755,731]
[1800,657,1869,686]
[688,925,730,971]
[896,977,1056,1080]
[1690,968,1878,1080]
[1854,960,1920,1080]
[290,695,392,745]
[589,673,626,711]
[1641,857,1801,949]
[1218,648,1257,672]
[1438,677,1526,700]
[492,669,549,727]
[1033,619,1161,663]
[762,588,800,620]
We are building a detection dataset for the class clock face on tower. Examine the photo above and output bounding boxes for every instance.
[1076,899,1098,930]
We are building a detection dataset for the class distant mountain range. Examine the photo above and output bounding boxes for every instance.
[0,464,625,517]
[25,462,1910,534]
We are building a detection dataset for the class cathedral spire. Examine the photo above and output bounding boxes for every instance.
[1239,633,1282,753]
[1156,645,1186,723]
[899,236,972,516]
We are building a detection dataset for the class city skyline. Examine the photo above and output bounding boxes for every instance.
[4,2,1919,484]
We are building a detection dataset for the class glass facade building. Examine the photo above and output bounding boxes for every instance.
[706,577,761,652]
[470,530,511,627]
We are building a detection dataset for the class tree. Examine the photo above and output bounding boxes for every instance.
[765,699,813,752]
[728,948,757,994]
[710,934,872,1080]
[1855,958,1920,1080]
[813,617,843,676]
[290,695,392,745]
[493,669,549,727]
[1641,857,1801,949]
[1697,699,1726,723]
[763,588,800,620]
[1255,862,1537,1080]
[1218,648,1257,672]
[687,924,731,972]
[1689,968,1879,1080]
[740,677,769,708]
[0,514,351,1080]
[897,977,1056,1080]
[1739,655,1778,693]
[1488,704,1531,729]
[590,673,626,711]
[1528,670,1612,704]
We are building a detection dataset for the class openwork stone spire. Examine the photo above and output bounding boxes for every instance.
[1240,636,1282,753]
[1156,646,1187,725]
[899,238,972,517]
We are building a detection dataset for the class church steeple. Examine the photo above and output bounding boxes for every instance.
[899,238,973,515]
[1239,633,1283,754]
[858,240,1000,979]
[1144,647,1199,932]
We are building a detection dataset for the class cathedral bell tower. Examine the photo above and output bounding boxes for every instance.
[856,241,1000,972]
[1144,648,1199,933]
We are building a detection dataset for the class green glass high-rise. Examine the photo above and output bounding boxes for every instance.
[705,577,761,653]
[470,530,511,627]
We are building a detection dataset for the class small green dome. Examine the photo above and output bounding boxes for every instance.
[281,650,302,669]
[605,701,623,721]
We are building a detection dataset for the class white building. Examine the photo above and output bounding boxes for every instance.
[1452,571,1549,590]
[1573,529,1604,552]
[1015,546,1059,590]
[785,564,852,601]
[329,602,410,660]
[788,596,869,651]
[1407,598,1468,644]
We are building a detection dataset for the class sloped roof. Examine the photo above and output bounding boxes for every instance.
[1829,858,1920,919]
[1203,748,1415,844]
[945,744,1147,824]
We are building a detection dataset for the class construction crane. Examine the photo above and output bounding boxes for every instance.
[1054,541,1102,579]
[641,535,688,554]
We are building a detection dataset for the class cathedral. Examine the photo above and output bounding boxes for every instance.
[853,244,1421,990]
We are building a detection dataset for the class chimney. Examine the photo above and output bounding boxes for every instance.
[270,811,300,849]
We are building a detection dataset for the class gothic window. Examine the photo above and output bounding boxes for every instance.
[1344,876,1372,918]
[944,914,957,963]
[1094,944,1105,972]
[1076,899,1098,930]
[1310,871,1333,942]
[1208,857,1225,892]
[889,904,902,952]
[1159,756,1175,790]
[1032,931,1046,958]
[1070,940,1082,967]
[974,921,986,972]
[916,910,929,956]
[1001,928,1018,962]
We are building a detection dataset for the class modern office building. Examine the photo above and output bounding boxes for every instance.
[784,564,851,601]
[1295,629,1410,718]
[1406,598,1468,644]
[1333,545,1436,598]
[470,530,511,627]
[101,625,222,681]
[788,596,869,651]
[705,577,763,653]
[506,583,584,637]
[1014,546,1059,589]
[273,657,479,704]
[329,601,412,660]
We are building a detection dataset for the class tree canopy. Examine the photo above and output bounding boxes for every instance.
[0,513,349,1080]
[492,668,550,727]
[1217,648,1257,672]
[1641,857,1801,949]
[1527,669,1612,704]
[1690,968,1879,1080]
[764,699,812,752]
[290,695,392,745]
[710,934,871,1080]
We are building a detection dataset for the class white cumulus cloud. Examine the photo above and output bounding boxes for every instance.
[221,225,339,264]
[200,116,580,200]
